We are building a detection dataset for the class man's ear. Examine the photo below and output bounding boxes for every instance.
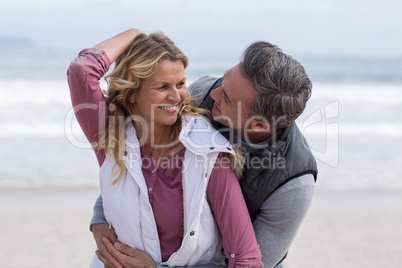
[249,119,270,132]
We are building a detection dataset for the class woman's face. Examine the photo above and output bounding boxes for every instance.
[130,60,186,130]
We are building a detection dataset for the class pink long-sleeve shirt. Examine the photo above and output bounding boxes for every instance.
[67,48,262,267]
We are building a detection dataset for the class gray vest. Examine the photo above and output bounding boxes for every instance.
[200,77,318,221]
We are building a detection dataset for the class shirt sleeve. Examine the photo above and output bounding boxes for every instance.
[207,153,263,268]
[67,48,111,166]
[253,174,315,267]
[188,75,220,107]
[90,194,108,230]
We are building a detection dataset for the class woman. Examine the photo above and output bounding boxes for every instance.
[67,29,262,267]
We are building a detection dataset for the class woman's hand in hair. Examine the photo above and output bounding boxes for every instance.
[94,29,145,63]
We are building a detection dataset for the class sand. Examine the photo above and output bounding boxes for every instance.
[284,190,402,268]
[0,189,98,268]
[0,188,401,268]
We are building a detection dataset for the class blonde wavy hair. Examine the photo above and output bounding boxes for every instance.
[97,32,244,184]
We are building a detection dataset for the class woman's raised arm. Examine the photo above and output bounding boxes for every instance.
[67,29,143,166]
[94,28,144,63]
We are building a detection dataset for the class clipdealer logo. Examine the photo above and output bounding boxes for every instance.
[301,100,340,167]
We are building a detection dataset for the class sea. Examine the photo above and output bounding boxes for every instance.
[1,43,402,191]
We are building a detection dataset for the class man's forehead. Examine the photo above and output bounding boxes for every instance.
[224,64,256,103]
[222,68,233,89]
[224,63,243,81]
[223,65,235,79]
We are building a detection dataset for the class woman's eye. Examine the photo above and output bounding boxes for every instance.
[177,82,185,87]
[158,85,169,90]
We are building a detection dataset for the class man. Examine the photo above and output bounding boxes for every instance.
[91,40,317,268]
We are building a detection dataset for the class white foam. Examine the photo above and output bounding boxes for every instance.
[1,79,402,190]
[0,79,107,105]
[0,122,86,138]
[299,122,402,136]
[311,83,402,104]
[0,80,68,105]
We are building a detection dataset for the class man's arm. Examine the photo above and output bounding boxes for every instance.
[94,174,314,268]
[91,195,125,267]
[91,195,107,228]
[253,174,315,267]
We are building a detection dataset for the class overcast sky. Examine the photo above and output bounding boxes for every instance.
[0,0,401,57]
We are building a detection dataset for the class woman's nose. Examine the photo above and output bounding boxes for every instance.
[167,88,181,102]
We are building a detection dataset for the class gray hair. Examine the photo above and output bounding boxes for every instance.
[240,41,312,130]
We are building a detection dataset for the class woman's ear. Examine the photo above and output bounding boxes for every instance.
[129,93,135,104]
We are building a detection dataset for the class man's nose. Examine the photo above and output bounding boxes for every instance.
[210,86,222,102]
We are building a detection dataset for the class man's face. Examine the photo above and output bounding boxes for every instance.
[210,63,257,137]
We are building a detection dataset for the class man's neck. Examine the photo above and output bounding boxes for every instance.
[240,129,277,144]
